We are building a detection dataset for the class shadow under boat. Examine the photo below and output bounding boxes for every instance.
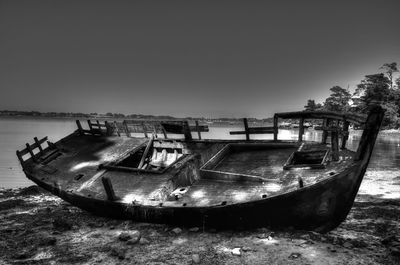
[16,106,385,232]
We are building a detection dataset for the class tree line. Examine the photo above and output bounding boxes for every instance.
[304,62,400,128]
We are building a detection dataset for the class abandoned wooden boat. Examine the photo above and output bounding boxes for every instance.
[16,106,384,232]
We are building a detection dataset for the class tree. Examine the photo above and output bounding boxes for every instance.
[304,99,322,111]
[380,62,398,89]
[323,86,351,112]
[356,73,391,107]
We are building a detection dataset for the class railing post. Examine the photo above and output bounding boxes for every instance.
[322,118,330,144]
[243,118,250,141]
[195,120,202,140]
[182,121,192,141]
[298,117,304,142]
[341,121,350,149]
[34,137,44,155]
[76,120,83,135]
[273,115,278,141]
[331,131,339,161]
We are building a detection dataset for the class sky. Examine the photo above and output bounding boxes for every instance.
[1,0,400,118]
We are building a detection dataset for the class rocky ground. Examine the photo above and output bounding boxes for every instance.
[0,171,399,265]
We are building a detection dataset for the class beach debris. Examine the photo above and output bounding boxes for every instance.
[118,230,141,243]
[288,252,302,259]
[231,248,241,256]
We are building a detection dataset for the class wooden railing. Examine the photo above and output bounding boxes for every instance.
[75,119,209,141]
[16,136,59,166]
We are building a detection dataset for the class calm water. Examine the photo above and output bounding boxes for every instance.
[1,118,399,188]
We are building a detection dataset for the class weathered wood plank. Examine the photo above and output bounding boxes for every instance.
[102,177,118,201]
[298,117,304,142]
[243,118,250,140]
[275,111,366,125]
[331,131,339,161]
[230,127,275,135]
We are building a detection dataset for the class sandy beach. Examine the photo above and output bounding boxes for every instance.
[0,170,399,265]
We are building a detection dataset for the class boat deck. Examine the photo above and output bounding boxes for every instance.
[26,133,357,208]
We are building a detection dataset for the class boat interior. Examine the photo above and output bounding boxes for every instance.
[17,111,368,208]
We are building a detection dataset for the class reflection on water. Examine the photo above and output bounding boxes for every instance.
[0,118,399,188]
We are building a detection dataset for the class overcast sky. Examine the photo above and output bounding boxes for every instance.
[1,0,399,118]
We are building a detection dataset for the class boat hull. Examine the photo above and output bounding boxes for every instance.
[26,160,365,232]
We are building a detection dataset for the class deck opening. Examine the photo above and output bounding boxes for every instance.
[221,201,227,206]
[283,149,330,170]
[105,140,186,173]
[262,194,267,198]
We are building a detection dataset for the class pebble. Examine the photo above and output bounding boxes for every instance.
[118,230,141,243]
[288,252,301,259]
[192,254,200,263]
[172,227,182,234]
[139,237,150,245]
[231,248,241,256]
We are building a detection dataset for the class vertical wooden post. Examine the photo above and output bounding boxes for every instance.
[87,120,93,131]
[182,121,192,141]
[26,143,37,162]
[16,150,24,165]
[243,118,250,141]
[138,135,154,169]
[322,118,330,144]
[273,115,278,141]
[341,121,350,149]
[160,125,167,139]
[76,120,83,135]
[101,177,117,201]
[298,117,304,142]
[104,121,112,136]
[331,131,339,161]
[142,122,148,138]
[34,137,44,155]
[195,120,201,140]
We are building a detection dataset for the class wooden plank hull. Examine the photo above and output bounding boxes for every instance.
[25,158,366,232]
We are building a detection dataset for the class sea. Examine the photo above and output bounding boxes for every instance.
[1,117,400,188]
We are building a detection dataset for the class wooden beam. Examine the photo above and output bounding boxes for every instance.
[34,137,44,155]
[195,120,201,140]
[230,127,274,135]
[243,118,250,141]
[101,177,118,201]
[138,135,154,169]
[25,143,37,162]
[182,121,192,141]
[331,131,339,161]
[298,117,304,142]
[341,121,350,149]
[273,116,278,141]
[76,120,83,135]
[322,118,330,144]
